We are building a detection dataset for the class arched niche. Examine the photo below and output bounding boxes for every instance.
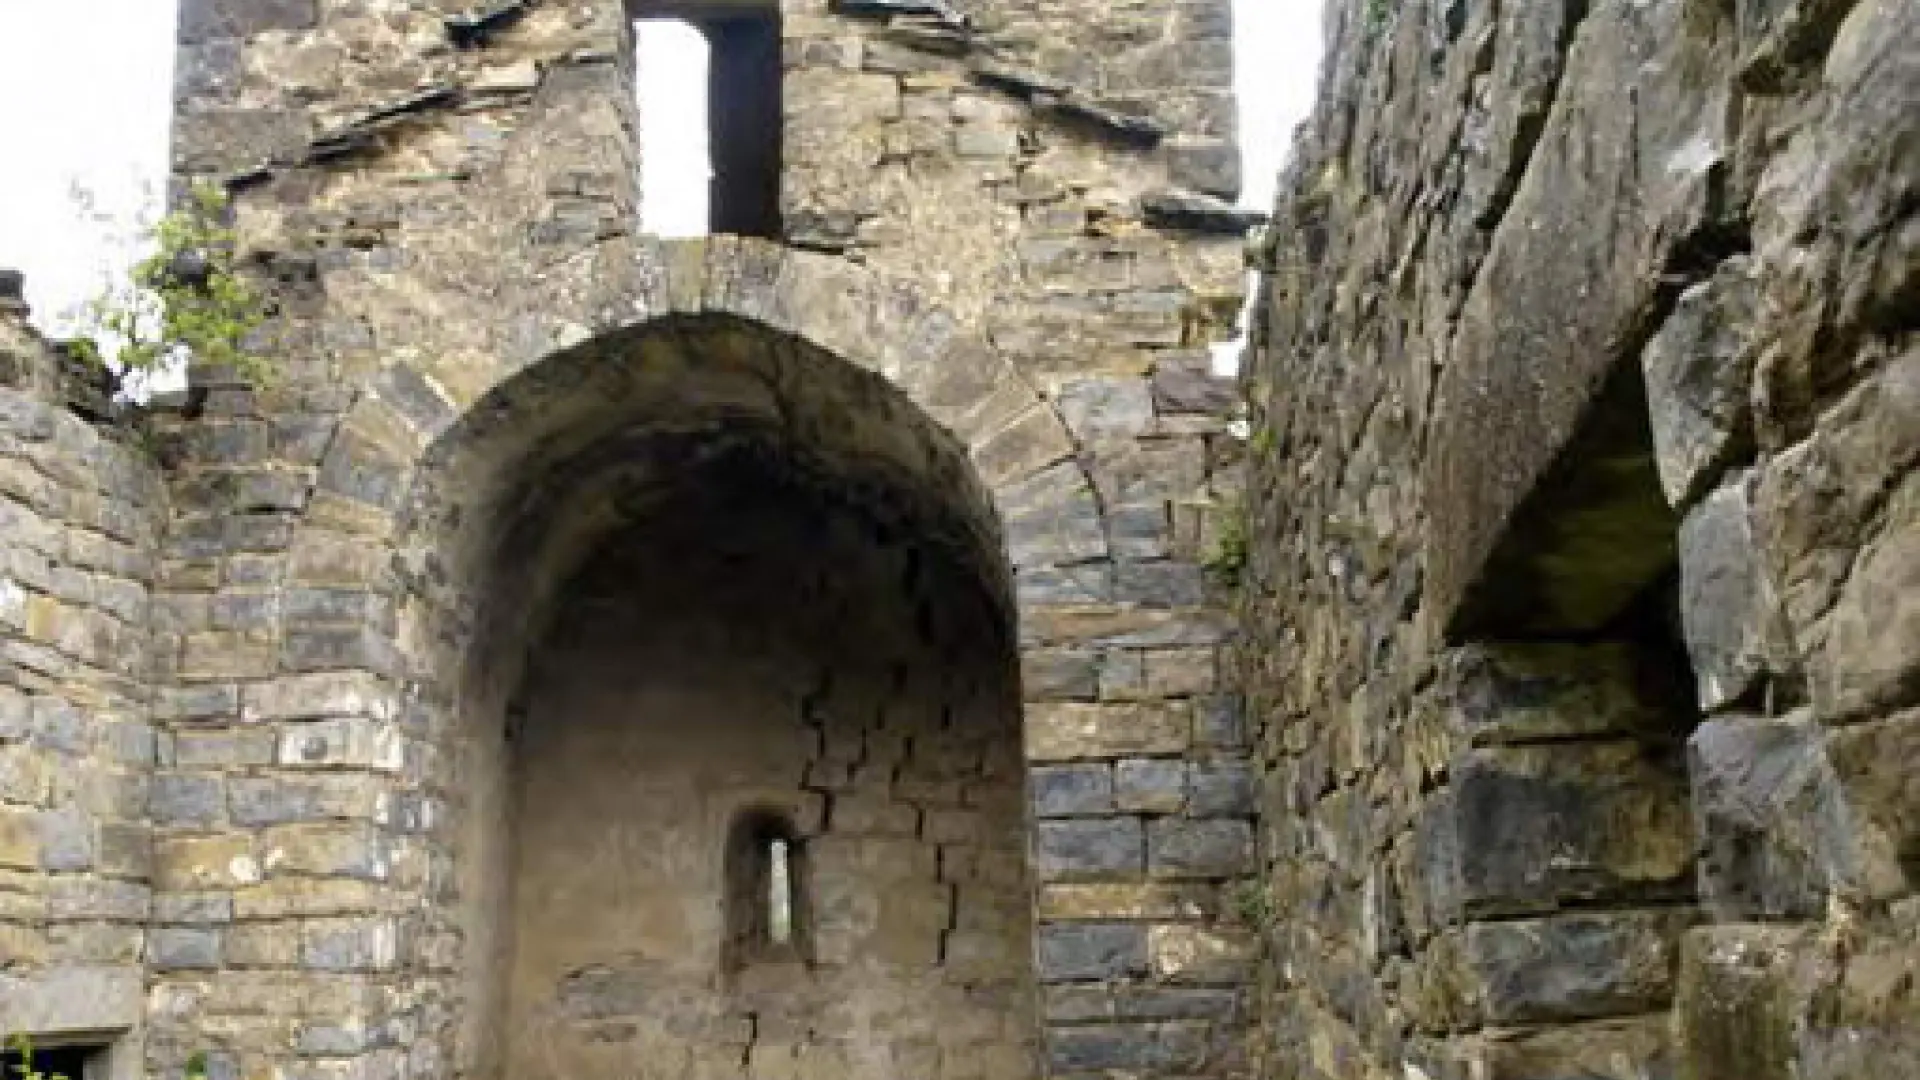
[397,313,1040,1080]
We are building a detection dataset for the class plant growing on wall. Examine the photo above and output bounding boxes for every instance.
[1204,504,1250,587]
[67,180,270,391]
[1229,877,1276,928]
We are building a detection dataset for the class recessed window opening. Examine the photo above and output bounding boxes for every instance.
[3,1039,106,1080]
[725,808,809,968]
[634,7,783,239]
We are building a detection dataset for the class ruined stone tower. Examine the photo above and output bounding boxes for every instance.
[4,1,1254,1079]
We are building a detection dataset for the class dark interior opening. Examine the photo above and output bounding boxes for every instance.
[3,1042,99,1080]
[1450,359,1681,643]
[701,13,783,238]
[723,807,811,970]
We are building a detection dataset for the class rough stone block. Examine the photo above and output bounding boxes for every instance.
[1114,758,1187,813]
[1187,760,1254,817]
[276,718,404,772]
[1038,883,1215,921]
[1193,694,1247,749]
[1114,560,1207,607]
[1477,1015,1675,1080]
[302,919,399,972]
[149,927,223,970]
[156,834,257,891]
[1037,817,1143,880]
[1037,922,1149,981]
[171,728,276,768]
[1437,642,1671,745]
[1642,259,1760,507]
[1151,354,1238,416]
[37,805,93,872]
[1147,818,1251,879]
[1030,764,1114,817]
[230,775,386,827]
[1680,476,1794,712]
[1148,923,1256,984]
[1674,924,1804,1080]
[1425,742,1694,919]
[1690,714,1907,917]
[1022,649,1100,701]
[1815,481,1920,720]
[1048,1020,1208,1073]
[259,824,389,882]
[1167,138,1241,200]
[1026,701,1191,761]
[1057,378,1155,443]
[177,0,318,43]
[1462,910,1691,1024]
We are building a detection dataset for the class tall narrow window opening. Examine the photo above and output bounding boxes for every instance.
[768,836,794,946]
[634,5,783,239]
[724,809,808,968]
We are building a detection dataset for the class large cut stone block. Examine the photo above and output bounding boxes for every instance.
[1674,924,1804,1080]
[1037,817,1144,880]
[1476,1015,1675,1080]
[1643,259,1761,508]
[1419,742,1694,920]
[1679,476,1795,712]
[1691,713,1913,918]
[1461,910,1692,1025]
[1436,642,1678,745]
[1026,701,1192,761]
[1038,922,1149,982]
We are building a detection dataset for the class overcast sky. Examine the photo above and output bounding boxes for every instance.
[0,0,1323,334]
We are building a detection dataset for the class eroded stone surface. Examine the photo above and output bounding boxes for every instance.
[1240,0,1917,1077]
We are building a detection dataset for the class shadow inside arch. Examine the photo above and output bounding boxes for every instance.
[389,310,1045,1080]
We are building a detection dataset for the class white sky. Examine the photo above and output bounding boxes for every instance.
[0,0,1323,340]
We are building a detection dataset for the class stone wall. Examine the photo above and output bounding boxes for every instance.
[1240,0,1916,1077]
[775,0,1250,376]
[0,282,167,1079]
[498,470,1034,1080]
[144,0,1255,1077]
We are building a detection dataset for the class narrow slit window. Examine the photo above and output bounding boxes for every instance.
[768,837,793,946]
[724,809,808,969]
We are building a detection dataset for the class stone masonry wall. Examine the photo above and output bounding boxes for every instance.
[148,0,1255,1077]
[1240,0,1916,1078]
[499,470,1035,1080]
[0,281,167,1074]
[776,0,1250,380]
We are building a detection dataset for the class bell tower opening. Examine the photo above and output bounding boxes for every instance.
[633,2,783,238]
